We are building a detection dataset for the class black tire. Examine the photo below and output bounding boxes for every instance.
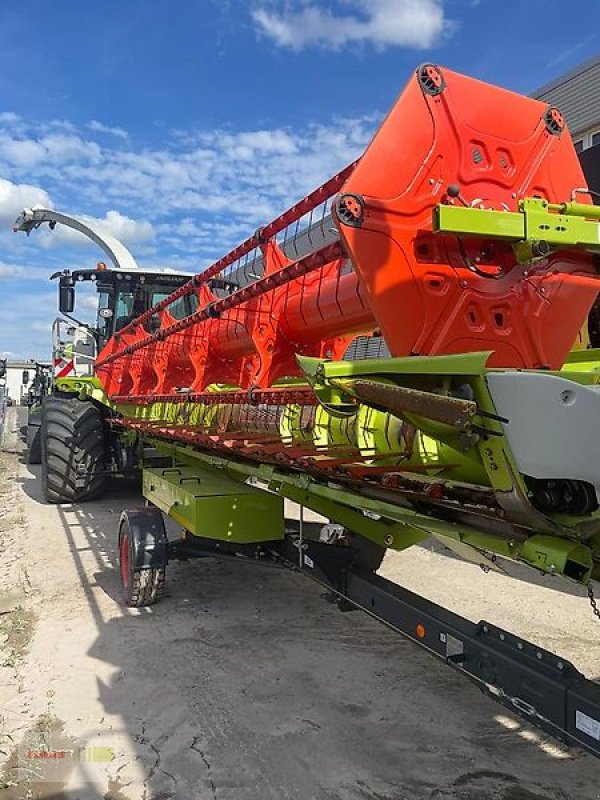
[118,518,166,607]
[27,423,42,464]
[41,392,106,503]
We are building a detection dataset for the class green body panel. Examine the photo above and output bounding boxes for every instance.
[520,535,592,582]
[434,197,600,254]
[148,440,594,583]
[561,348,600,377]
[303,353,520,494]
[143,464,284,543]
[300,351,493,382]
[55,375,114,407]
[433,205,525,240]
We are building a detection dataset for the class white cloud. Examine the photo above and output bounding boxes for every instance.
[0,177,52,227]
[0,261,66,281]
[1,116,374,230]
[0,131,101,168]
[0,107,378,308]
[88,120,129,140]
[0,112,21,125]
[0,138,46,167]
[252,0,450,51]
[0,107,377,227]
[36,209,155,250]
[29,319,53,333]
[89,209,155,245]
[78,294,101,311]
[0,262,25,278]
[42,133,102,163]
[0,290,58,360]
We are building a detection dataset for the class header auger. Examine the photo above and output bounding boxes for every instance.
[17,64,600,757]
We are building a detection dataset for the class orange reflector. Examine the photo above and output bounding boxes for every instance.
[416,623,426,639]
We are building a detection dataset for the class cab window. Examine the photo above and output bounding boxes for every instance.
[160,291,199,320]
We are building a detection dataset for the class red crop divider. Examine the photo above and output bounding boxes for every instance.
[96,240,345,369]
[113,161,358,340]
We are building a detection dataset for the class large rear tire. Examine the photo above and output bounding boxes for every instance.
[41,392,106,503]
[26,421,42,464]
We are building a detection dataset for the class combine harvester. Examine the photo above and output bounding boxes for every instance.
[16,65,600,756]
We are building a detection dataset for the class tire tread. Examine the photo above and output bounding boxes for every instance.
[41,393,106,503]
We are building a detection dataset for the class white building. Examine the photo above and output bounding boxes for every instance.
[3,360,37,406]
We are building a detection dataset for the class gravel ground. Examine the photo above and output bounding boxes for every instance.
[0,406,599,800]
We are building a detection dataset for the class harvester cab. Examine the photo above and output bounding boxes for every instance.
[50,265,196,371]
[25,362,52,408]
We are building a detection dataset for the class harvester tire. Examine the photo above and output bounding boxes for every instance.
[41,392,106,503]
[26,422,42,464]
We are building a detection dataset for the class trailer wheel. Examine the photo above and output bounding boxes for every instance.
[118,510,167,607]
[41,392,106,503]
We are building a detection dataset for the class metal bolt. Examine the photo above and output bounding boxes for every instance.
[499,633,505,641]
[517,642,523,650]
[557,661,564,670]
[536,651,543,660]
[384,534,394,546]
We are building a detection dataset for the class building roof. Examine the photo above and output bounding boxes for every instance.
[532,53,600,97]
[531,53,600,137]
[5,360,37,369]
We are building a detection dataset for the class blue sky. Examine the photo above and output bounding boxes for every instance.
[0,0,598,359]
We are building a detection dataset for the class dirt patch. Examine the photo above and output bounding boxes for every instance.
[0,607,35,668]
[0,713,80,799]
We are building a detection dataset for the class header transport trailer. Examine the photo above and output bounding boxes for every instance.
[16,65,600,757]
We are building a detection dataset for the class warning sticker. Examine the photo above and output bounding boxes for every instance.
[576,710,600,741]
